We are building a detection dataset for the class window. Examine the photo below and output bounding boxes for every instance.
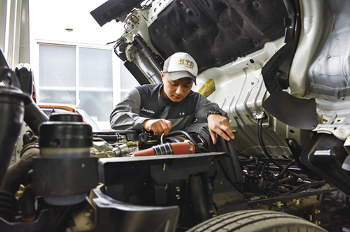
[39,44,76,104]
[38,44,113,129]
[38,43,140,129]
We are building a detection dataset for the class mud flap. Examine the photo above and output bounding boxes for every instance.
[262,91,317,130]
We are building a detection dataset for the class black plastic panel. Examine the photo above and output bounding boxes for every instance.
[300,133,350,196]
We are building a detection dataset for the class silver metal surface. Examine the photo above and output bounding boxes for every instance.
[113,144,129,157]
[99,152,227,164]
[305,0,350,141]
[184,140,194,154]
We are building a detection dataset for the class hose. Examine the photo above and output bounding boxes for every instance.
[256,119,317,182]
[133,141,195,156]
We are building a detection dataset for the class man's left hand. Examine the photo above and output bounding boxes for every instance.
[207,114,235,145]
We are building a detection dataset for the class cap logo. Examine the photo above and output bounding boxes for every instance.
[179,59,194,70]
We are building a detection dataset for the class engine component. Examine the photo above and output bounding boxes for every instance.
[300,133,350,196]
[33,113,98,206]
[113,144,129,157]
[0,190,16,222]
[198,79,215,98]
[84,184,180,232]
[0,50,28,188]
[15,64,48,135]
[133,141,195,156]
[90,140,130,158]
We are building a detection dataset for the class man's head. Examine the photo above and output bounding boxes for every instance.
[161,52,198,102]
[163,52,198,84]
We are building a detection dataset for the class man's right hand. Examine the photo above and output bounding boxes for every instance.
[142,119,172,136]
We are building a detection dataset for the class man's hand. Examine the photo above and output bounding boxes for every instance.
[207,114,235,145]
[142,119,172,136]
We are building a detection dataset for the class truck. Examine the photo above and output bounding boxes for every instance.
[1,0,350,231]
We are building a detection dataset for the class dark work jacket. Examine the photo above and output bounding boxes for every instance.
[110,83,226,132]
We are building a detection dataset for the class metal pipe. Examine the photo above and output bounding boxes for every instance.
[247,189,336,206]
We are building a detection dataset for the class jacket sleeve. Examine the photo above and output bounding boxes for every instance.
[194,94,228,123]
[109,88,150,131]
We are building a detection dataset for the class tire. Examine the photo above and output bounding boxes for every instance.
[186,210,327,232]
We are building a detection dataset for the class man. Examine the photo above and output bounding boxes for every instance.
[110,52,234,145]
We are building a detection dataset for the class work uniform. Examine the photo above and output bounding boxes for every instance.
[110,83,226,132]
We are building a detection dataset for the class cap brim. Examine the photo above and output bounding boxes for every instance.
[167,71,196,84]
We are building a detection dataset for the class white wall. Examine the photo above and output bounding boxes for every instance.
[29,0,127,129]
[29,0,125,45]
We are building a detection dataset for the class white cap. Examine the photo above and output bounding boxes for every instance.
[163,52,198,84]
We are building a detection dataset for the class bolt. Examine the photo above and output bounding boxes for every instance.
[176,194,181,200]
[315,220,321,225]
[314,209,321,214]
[175,186,181,192]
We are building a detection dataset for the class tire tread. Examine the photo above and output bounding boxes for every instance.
[187,210,327,232]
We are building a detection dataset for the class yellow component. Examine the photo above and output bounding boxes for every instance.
[198,79,215,98]
[126,141,138,146]
[131,15,139,23]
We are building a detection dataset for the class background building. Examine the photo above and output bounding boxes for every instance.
[1,0,139,129]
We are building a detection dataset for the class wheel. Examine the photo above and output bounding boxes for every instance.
[186,210,327,232]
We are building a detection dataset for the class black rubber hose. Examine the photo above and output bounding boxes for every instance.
[166,130,197,145]
[15,64,49,135]
[24,103,49,135]
[0,144,40,195]
[0,190,16,222]
[273,159,295,188]
[256,119,317,182]
[281,181,326,196]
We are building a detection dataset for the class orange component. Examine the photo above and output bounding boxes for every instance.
[133,148,156,156]
[171,142,193,155]
[134,142,195,157]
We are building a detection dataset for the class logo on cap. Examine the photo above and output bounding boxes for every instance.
[179,59,194,70]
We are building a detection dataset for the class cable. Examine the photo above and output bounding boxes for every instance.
[160,133,164,144]
[281,181,326,196]
[256,119,317,182]
[273,159,295,188]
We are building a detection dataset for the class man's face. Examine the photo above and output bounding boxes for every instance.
[161,72,193,102]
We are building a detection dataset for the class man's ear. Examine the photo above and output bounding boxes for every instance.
[161,71,165,83]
